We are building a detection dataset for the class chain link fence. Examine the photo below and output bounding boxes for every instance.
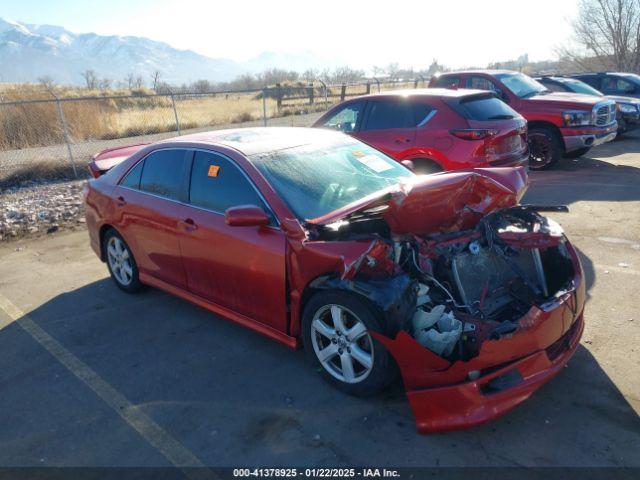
[0,77,429,185]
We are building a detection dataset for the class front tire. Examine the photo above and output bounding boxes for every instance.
[302,291,396,396]
[528,126,562,170]
[564,147,591,159]
[103,229,142,293]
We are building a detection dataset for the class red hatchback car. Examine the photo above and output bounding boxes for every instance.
[312,89,528,174]
[85,127,584,433]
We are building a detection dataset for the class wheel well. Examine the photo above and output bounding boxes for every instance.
[409,157,444,173]
[527,121,565,153]
[98,224,115,261]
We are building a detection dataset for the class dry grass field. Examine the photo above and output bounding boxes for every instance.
[0,81,416,151]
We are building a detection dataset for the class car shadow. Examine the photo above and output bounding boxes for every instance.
[0,271,638,467]
[523,130,640,205]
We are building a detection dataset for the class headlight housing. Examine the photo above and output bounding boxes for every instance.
[618,102,640,114]
[562,110,592,126]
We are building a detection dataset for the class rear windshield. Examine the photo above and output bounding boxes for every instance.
[451,95,519,121]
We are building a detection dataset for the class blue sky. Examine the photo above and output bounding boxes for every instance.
[0,0,580,69]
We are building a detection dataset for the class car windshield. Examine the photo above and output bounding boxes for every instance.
[496,72,548,98]
[563,79,603,96]
[249,137,414,220]
[619,73,640,84]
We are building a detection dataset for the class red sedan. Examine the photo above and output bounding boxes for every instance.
[312,89,529,174]
[85,127,584,433]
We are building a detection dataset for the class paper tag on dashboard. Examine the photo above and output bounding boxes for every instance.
[355,154,393,173]
[207,165,220,177]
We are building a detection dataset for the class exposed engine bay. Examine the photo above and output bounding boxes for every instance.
[306,204,576,363]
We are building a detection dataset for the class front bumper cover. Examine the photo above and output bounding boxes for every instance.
[372,241,585,434]
[406,313,583,433]
[563,123,618,152]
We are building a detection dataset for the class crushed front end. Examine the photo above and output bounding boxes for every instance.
[304,168,585,433]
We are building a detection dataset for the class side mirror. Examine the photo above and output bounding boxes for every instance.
[401,159,415,171]
[225,205,270,227]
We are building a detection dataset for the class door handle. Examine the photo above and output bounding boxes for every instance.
[116,196,126,207]
[180,218,198,232]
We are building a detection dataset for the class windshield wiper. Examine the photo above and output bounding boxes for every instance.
[488,114,514,120]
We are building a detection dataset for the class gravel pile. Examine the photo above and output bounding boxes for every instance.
[0,180,87,241]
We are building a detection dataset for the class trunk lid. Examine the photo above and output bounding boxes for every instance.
[88,143,149,178]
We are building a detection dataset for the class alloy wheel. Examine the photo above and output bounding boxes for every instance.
[106,236,133,286]
[528,132,553,169]
[310,304,374,384]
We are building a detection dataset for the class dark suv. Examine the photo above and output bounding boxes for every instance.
[537,76,640,134]
[570,72,640,99]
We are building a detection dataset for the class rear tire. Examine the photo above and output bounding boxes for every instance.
[564,147,591,159]
[411,158,444,175]
[103,228,142,293]
[302,290,397,397]
[528,126,562,170]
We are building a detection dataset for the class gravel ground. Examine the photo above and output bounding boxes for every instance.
[0,179,86,241]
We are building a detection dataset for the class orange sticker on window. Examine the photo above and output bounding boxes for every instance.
[207,165,220,177]
[352,150,365,157]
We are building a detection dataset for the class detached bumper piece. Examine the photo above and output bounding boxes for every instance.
[407,313,584,434]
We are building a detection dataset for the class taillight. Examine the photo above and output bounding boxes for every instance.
[450,129,499,140]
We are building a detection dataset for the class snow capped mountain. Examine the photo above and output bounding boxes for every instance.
[0,18,322,85]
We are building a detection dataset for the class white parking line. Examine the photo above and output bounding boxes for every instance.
[0,293,216,480]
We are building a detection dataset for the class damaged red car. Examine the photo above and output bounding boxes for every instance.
[84,127,585,433]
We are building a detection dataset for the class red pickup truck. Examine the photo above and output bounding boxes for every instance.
[430,70,618,169]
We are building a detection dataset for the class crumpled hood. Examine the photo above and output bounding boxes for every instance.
[308,167,528,236]
[383,167,528,235]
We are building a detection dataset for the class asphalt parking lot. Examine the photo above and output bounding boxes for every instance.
[0,133,639,472]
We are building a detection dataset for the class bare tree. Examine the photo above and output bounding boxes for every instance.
[302,69,318,83]
[330,66,365,84]
[386,62,401,79]
[124,73,136,89]
[37,76,55,91]
[191,79,212,93]
[150,70,163,91]
[133,75,145,89]
[82,69,98,89]
[98,77,113,91]
[567,0,640,71]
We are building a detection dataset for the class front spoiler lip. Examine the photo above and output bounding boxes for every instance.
[405,313,584,433]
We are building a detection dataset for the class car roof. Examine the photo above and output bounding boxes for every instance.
[156,127,349,156]
[436,69,516,76]
[537,76,573,82]
[350,88,490,100]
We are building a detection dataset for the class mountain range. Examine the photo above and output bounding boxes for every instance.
[0,18,336,85]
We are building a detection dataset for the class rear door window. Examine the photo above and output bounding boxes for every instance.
[139,149,189,200]
[120,160,144,189]
[189,151,272,221]
[322,101,365,133]
[412,102,436,126]
[433,75,460,88]
[602,76,638,95]
[467,76,500,93]
[454,95,518,121]
[363,100,414,130]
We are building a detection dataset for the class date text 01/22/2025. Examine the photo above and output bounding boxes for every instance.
[232,468,401,478]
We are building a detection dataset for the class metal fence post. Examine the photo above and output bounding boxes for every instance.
[52,93,78,178]
[169,90,181,135]
[262,88,267,127]
[275,83,282,111]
